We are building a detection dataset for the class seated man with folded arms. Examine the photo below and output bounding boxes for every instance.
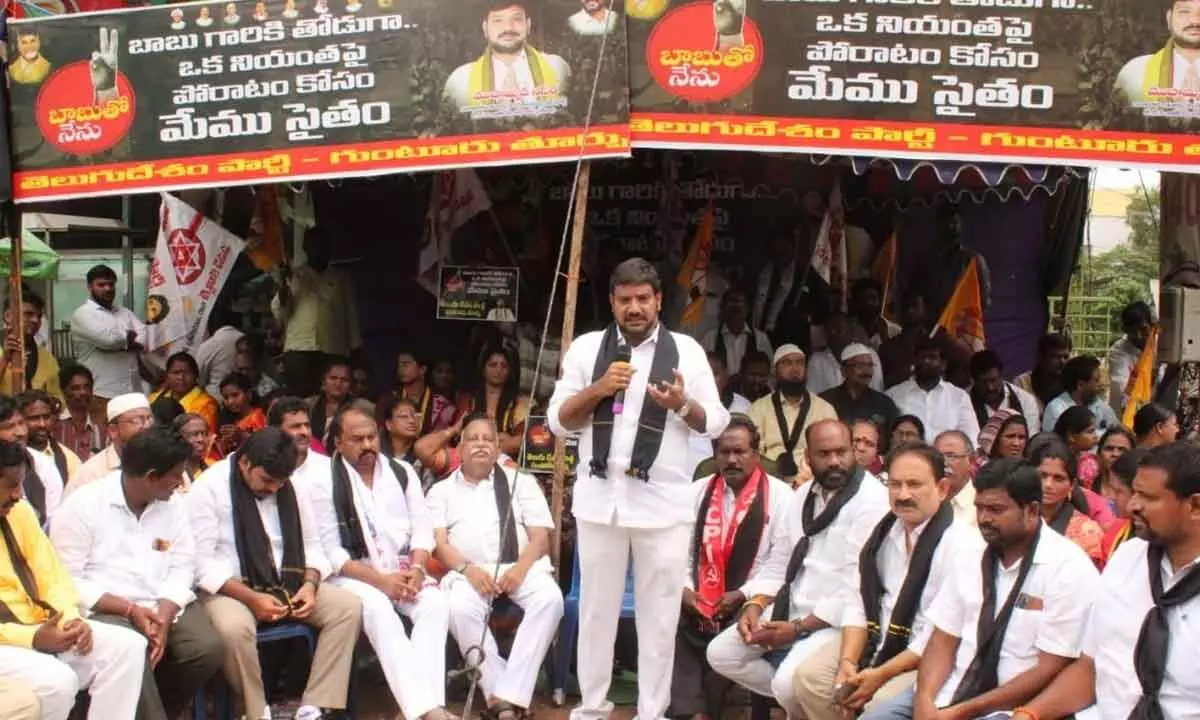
[0,439,145,720]
[1010,442,1200,720]
[427,412,564,720]
[51,425,225,720]
[862,458,1099,720]
[670,416,793,720]
[188,428,362,720]
[301,404,455,720]
[0,395,64,526]
[793,444,982,720]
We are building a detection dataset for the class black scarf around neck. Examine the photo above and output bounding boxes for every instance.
[1128,542,1200,720]
[21,339,37,391]
[1048,501,1077,536]
[691,470,768,590]
[714,324,755,375]
[489,463,520,564]
[229,455,306,603]
[47,442,68,489]
[771,390,811,478]
[771,466,866,621]
[972,384,1021,429]
[21,452,46,526]
[858,501,955,669]
[589,324,679,481]
[951,526,1042,704]
[331,454,411,562]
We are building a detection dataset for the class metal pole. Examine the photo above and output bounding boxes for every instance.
[121,195,134,308]
[6,208,24,391]
[549,161,590,572]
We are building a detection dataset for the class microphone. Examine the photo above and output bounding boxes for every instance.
[612,344,632,415]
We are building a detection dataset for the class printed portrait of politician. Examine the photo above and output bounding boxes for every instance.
[569,0,617,36]
[443,1,571,113]
[713,0,746,50]
[1114,0,1200,102]
[8,28,51,85]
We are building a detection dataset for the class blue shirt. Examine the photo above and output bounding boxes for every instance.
[1042,392,1121,434]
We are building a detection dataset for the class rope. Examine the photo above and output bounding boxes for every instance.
[454,22,615,719]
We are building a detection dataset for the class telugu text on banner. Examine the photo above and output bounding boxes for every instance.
[7,0,631,202]
[627,0,1200,170]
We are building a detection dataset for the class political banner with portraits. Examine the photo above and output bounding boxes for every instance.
[7,0,631,202]
[626,0,1200,171]
[436,265,520,321]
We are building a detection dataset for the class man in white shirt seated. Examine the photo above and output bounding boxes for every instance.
[50,425,225,720]
[968,350,1041,434]
[0,395,63,526]
[707,420,890,718]
[860,457,1100,720]
[702,288,773,377]
[66,393,153,497]
[69,265,145,404]
[188,428,362,720]
[887,336,979,446]
[301,404,455,720]
[807,312,884,396]
[427,413,563,720]
[1011,441,1200,720]
[933,431,978,528]
[793,444,983,720]
[671,417,793,720]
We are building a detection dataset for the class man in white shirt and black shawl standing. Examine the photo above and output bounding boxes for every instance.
[1010,441,1200,720]
[302,404,455,720]
[671,417,793,720]
[188,428,362,720]
[549,258,730,720]
[0,396,62,527]
[793,444,981,720]
[707,420,890,718]
[427,413,563,720]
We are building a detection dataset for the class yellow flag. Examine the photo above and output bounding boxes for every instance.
[871,231,897,319]
[1121,325,1159,428]
[677,202,714,328]
[935,257,986,352]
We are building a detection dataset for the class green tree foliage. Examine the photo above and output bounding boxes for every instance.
[1126,185,1159,250]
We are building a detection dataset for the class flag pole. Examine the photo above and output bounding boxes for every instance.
[550,160,590,573]
[5,209,24,392]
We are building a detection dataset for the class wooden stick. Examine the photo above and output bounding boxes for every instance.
[6,210,24,392]
[550,161,590,573]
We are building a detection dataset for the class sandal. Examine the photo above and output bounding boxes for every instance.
[483,701,525,720]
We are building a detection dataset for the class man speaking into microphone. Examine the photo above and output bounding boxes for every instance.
[550,257,730,720]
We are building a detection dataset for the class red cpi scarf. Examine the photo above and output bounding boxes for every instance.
[696,466,768,619]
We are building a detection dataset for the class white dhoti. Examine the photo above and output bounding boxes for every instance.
[571,519,692,720]
[0,620,146,720]
[706,615,838,719]
[443,568,564,708]
[331,576,450,719]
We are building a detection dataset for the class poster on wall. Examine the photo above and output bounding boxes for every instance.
[521,415,577,473]
[7,0,632,202]
[436,265,520,321]
[627,0,1200,171]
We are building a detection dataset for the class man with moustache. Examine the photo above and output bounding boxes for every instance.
[706,420,890,719]
[671,417,793,720]
[1008,441,1200,720]
[887,336,979,445]
[302,405,455,720]
[550,258,729,720]
[444,2,571,112]
[860,458,1099,720]
[702,288,774,377]
[1041,355,1120,434]
[568,0,617,36]
[807,313,884,396]
[968,351,1041,434]
[748,345,838,487]
[15,391,80,485]
[0,396,63,527]
[66,393,153,496]
[793,444,982,720]
[1115,0,1200,101]
[70,265,145,405]
[934,431,978,528]
[820,343,898,433]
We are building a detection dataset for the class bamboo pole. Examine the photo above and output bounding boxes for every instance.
[550,161,590,572]
[6,210,24,391]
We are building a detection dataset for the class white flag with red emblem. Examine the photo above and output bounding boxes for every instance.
[418,169,493,295]
[810,179,845,288]
[144,193,246,358]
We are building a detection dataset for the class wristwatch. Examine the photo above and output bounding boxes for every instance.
[454,561,471,574]
[676,395,694,417]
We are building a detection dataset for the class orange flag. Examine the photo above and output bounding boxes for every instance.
[872,231,897,319]
[935,257,986,352]
[1122,325,1159,428]
[677,201,715,329]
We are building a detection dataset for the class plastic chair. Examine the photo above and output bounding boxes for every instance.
[195,623,343,720]
[550,549,635,706]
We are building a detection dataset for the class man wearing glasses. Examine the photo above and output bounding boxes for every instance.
[64,393,152,497]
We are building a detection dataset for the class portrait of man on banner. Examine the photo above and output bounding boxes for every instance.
[443,1,572,120]
[1114,0,1200,106]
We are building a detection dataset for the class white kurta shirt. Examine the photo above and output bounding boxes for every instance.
[743,473,890,623]
[923,526,1100,707]
[887,379,980,445]
[50,471,196,611]
[426,465,554,576]
[806,348,884,396]
[1080,539,1200,720]
[701,324,773,376]
[188,456,332,594]
[980,383,1042,434]
[684,473,794,592]
[549,325,730,528]
[69,299,144,399]
[27,448,63,525]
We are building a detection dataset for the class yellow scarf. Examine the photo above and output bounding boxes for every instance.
[1141,40,1175,100]
[466,46,559,105]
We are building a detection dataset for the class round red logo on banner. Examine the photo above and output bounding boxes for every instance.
[645,1,763,102]
[34,61,135,156]
[168,227,207,285]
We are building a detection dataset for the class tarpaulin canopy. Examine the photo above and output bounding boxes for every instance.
[0,230,61,280]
